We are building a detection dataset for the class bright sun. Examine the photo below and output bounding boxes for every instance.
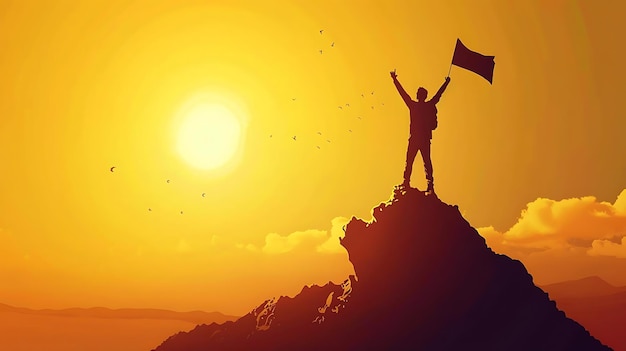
[177,102,242,170]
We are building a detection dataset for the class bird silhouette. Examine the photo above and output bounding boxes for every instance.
[292,136,297,141]
[326,139,331,143]
[320,29,324,34]
[180,211,184,215]
[331,42,334,47]
[317,131,322,135]
[202,192,206,197]
[316,146,321,149]
[269,134,273,138]
[361,93,364,97]
[345,103,350,107]
[167,179,170,183]
[348,129,352,133]
[357,116,362,120]
[319,49,323,54]
[110,166,115,172]
[292,98,296,101]
[148,208,152,212]
[338,106,342,109]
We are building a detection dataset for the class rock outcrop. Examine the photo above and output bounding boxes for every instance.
[153,187,611,351]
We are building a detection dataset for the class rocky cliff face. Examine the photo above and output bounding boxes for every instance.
[153,187,611,351]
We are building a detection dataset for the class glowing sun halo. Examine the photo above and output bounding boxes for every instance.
[177,102,241,170]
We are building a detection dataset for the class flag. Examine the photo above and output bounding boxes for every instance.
[451,39,495,84]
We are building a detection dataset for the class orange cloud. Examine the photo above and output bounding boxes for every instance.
[589,237,626,258]
[478,189,626,285]
[253,217,350,255]
[261,230,328,254]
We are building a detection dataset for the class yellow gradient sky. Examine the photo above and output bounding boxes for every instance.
[1,0,625,316]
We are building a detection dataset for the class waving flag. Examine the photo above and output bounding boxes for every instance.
[451,39,495,84]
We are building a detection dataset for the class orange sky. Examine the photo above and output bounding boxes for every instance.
[1,0,625,316]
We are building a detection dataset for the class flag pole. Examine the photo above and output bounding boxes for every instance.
[447,39,456,78]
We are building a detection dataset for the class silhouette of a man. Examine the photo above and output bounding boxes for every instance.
[391,69,450,194]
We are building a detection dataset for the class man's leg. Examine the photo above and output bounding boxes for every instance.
[419,139,434,192]
[403,138,419,187]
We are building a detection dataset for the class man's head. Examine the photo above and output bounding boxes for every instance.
[416,87,428,101]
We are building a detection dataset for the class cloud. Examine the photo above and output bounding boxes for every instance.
[477,189,626,285]
[261,230,327,254]
[614,189,626,214]
[589,237,626,258]
[317,217,350,254]
[255,217,350,255]
[480,190,626,252]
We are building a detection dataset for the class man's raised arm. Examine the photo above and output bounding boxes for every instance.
[390,69,412,107]
[431,76,451,104]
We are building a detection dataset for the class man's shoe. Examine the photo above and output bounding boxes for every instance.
[426,183,435,195]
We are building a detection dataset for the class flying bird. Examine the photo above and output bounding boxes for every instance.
[292,98,296,101]
[202,192,206,197]
[331,42,334,47]
[338,106,343,109]
[319,49,323,54]
[361,94,364,98]
[109,166,115,172]
[292,136,297,141]
[345,103,350,107]
[348,129,352,132]
[148,208,152,212]
[180,211,184,215]
[326,139,331,143]
[357,116,362,120]
[167,179,170,183]
[269,134,273,138]
[320,29,324,34]
[316,146,321,149]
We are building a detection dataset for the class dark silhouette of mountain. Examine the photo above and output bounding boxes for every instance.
[541,276,626,299]
[0,303,237,325]
[541,277,626,351]
[153,187,611,351]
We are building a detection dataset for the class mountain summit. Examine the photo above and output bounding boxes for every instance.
[153,187,611,351]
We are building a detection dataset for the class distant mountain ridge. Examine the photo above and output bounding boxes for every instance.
[541,276,626,299]
[153,187,611,351]
[0,303,237,325]
[541,277,626,351]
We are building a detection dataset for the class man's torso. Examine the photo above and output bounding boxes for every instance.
[408,100,437,140]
